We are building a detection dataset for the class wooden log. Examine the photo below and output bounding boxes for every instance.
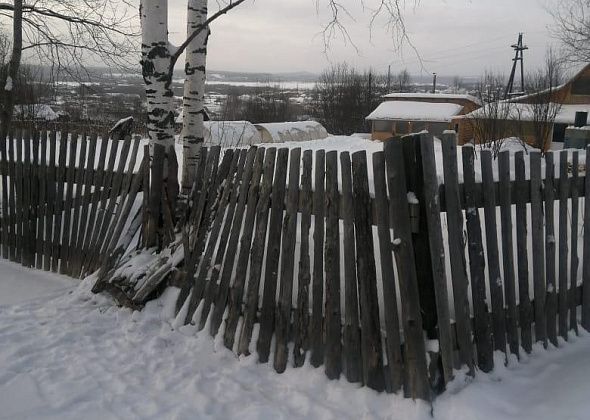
[43,130,57,270]
[310,149,326,368]
[530,152,546,345]
[352,150,384,392]
[545,152,558,346]
[463,146,494,371]
[293,149,313,368]
[419,135,454,386]
[440,133,474,373]
[570,152,579,335]
[558,151,569,341]
[223,147,265,350]
[210,147,257,336]
[373,151,404,392]
[384,139,430,400]
[498,151,519,357]
[274,148,302,374]
[515,151,532,353]
[481,150,506,353]
[60,133,80,274]
[583,146,590,331]
[257,148,289,364]
[237,148,276,356]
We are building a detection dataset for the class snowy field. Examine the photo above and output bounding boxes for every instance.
[2,259,590,419]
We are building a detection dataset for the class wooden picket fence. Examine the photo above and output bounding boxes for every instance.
[0,128,145,278]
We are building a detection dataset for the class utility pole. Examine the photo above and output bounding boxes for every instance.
[387,65,391,92]
[432,73,437,93]
[504,33,528,99]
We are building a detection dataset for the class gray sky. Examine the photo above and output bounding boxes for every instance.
[168,0,559,77]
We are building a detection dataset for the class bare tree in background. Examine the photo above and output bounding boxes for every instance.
[550,0,590,64]
[396,68,412,92]
[524,50,564,152]
[0,0,139,133]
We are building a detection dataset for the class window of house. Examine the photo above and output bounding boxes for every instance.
[373,120,393,132]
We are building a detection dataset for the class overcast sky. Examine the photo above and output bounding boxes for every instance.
[166,0,559,77]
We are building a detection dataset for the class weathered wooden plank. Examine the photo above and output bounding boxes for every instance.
[293,149,313,368]
[583,146,590,331]
[384,139,430,400]
[147,144,164,249]
[545,152,558,346]
[440,133,474,373]
[420,135,454,386]
[257,148,289,364]
[238,148,276,356]
[14,130,24,263]
[22,130,32,267]
[515,151,532,353]
[463,146,494,371]
[498,151,519,358]
[274,148,302,374]
[60,132,82,275]
[210,148,256,336]
[352,150,384,392]
[35,131,46,269]
[480,150,506,353]
[558,151,570,341]
[0,129,9,258]
[373,151,404,392]
[6,132,15,261]
[530,151,546,345]
[51,131,69,272]
[43,130,57,270]
[223,147,265,350]
[570,152,580,336]
[195,150,240,330]
[30,130,39,267]
[310,149,326,368]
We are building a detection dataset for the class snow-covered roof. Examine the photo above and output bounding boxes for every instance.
[366,101,463,122]
[463,103,590,125]
[14,104,58,121]
[203,121,261,147]
[254,121,329,143]
[382,92,482,105]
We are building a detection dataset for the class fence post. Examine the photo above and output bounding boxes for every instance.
[401,133,437,338]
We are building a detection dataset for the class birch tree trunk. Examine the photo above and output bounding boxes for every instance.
[180,0,209,195]
[140,0,175,152]
[0,0,23,135]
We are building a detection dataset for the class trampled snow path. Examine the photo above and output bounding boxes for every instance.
[1,258,590,420]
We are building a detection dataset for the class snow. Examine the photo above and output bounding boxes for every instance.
[14,104,59,121]
[382,93,482,106]
[366,101,464,122]
[255,121,329,143]
[464,103,590,125]
[4,76,12,92]
[2,259,590,419]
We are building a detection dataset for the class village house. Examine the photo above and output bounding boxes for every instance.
[366,93,481,141]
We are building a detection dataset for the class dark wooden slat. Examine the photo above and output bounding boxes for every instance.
[60,133,82,275]
[352,150,384,392]
[51,131,69,272]
[310,149,326,368]
[515,151,532,353]
[22,130,32,267]
[274,148,302,374]
[257,147,289,364]
[210,147,256,336]
[6,132,15,261]
[43,130,57,270]
[583,146,590,331]
[0,130,9,258]
[545,152,558,346]
[384,139,429,400]
[558,151,569,341]
[463,146,494,371]
[570,152,579,336]
[373,151,404,392]
[35,131,46,269]
[440,133,474,373]
[530,152,546,345]
[14,130,24,263]
[419,135,454,386]
[237,147,276,356]
[293,149,313,368]
[481,150,506,353]
[223,147,265,350]
[30,131,40,267]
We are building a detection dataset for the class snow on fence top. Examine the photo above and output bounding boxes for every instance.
[382,92,482,105]
[254,121,329,143]
[366,101,463,122]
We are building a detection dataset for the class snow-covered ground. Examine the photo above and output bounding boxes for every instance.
[2,259,590,420]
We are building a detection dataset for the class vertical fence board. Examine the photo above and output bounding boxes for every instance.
[570,152,579,335]
[558,151,569,341]
[352,150,384,392]
[43,130,56,270]
[23,130,33,267]
[463,146,494,371]
[440,133,474,373]
[293,149,313,368]
[51,131,69,272]
[275,148,302,374]
[61,133,82,275]
[530,152,546,345]
[583,146,590,331]
[545,152,558,346]
[35,131,46,269]
[14,130,24,264]
[373,151,404,392]
[0,130,9,258]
